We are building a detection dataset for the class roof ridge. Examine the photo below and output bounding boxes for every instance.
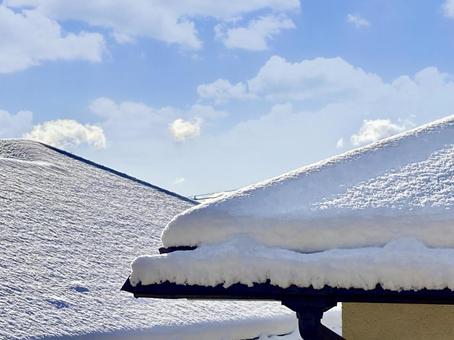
[38,142,196,205]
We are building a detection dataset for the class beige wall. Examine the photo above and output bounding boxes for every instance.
[343,303,454,340]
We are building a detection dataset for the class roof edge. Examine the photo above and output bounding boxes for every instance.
[38,142,197,205]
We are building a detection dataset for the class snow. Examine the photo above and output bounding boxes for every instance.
[0,139,295,339]
[162,115,454,252]
[132,236,454,291]
[70,314,298,340]
[129,116,454,292]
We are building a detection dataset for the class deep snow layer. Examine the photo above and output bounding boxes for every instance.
[132,236,454,291]
[0,140,293,339]
[162,116,454,252]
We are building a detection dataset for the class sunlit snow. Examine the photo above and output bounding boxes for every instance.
[0,140,295,339]
[132,116,454,291]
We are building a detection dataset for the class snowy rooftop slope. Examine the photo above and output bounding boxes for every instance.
[0,140,293,339]
[162,115,454,252]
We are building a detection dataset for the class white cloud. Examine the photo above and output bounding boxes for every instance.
[346,14,370,28]
[173,177,185,185]
[0,109,33,138]
[443,0,454,17]
[350,119,406,146]
[0,5,105,73]
[4,0,299,50]
[201,55,384,103]
[23,119,106,150]
[197,79,250,103]
[215,15,295,51]
[198,56,454,112]
[248,56,386,101]
[336,138,344,148]
[169,118,201,142]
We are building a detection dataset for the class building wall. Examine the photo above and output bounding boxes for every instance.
[343,303,454,339]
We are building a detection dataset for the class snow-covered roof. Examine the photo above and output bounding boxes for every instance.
[162,115,454,252]
[129,116,454,292]
[132,236,454,291]
[0,140,293,339]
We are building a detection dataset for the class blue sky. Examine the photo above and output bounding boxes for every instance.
[1,0,454,196]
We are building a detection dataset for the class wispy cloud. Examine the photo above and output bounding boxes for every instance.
[336,138,345,149]
[346,14,370,28]
[215,15,295,51]
[0,109,33,138]
[443,0,454,17]
[173,177,185,185]
[197,79,251,103]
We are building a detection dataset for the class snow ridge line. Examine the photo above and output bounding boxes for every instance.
[41,142,197,205]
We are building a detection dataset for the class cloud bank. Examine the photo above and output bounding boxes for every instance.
[0,5,104,73]
[4,0,299,50]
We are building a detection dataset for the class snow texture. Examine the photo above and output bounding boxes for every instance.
[132,236,454,291]
[130,116,454,291]
[0,140,293,339]
[162,115,454,252]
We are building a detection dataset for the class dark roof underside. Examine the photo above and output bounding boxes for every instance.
[122,278,454,305]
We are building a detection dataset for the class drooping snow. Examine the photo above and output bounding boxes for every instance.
[0,140,293,339]
[132,236,454,291]
[162,115,454,252]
